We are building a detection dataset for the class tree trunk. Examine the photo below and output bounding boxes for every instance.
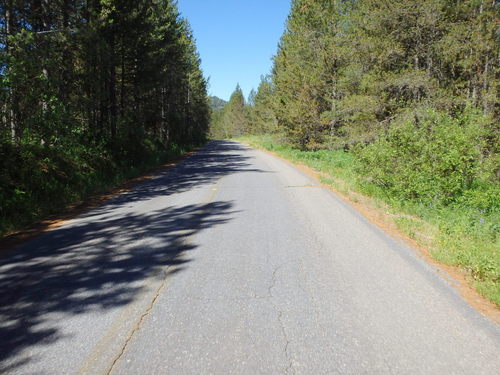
[5,0,16,143]
[482,57,490,113]
[109,29,117,139]
[40,0,50,114]
[120,34,125,117]
[60,0,71,103]
[329,85,336,150]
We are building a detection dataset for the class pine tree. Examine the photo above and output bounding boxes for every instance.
[272,0,345,149]
[213,84,247,138]
[0,0,209,148]
[266,0,498,149]
[247,75,278,135]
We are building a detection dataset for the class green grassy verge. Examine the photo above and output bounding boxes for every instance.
[239,134,499,307]
[0,139,196,237]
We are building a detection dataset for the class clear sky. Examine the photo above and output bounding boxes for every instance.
[176,0,291,102]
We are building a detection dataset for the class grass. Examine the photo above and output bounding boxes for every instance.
[239,134,499,307]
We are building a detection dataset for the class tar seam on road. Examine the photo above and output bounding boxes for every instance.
[104,181,221,375]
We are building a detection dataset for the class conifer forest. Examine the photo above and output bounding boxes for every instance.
[0,0,210,233]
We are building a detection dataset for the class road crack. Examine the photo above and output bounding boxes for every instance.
[105,267,172,375]
[383,357,395,375]
[105,183,221,374]
[268,262,295,375]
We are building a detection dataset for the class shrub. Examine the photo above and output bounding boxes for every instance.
[356,107,496,209]
[0,136,185,236]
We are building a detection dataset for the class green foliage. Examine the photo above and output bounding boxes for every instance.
[1,0,209,146]
[261,0,498,150]
[0,137,188,235]
[246,75,279,135]
[272,0,344,150]
[356,107,496,208]
[210,84,248,139]
[0,0,209,235]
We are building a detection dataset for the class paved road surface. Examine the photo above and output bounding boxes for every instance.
[0,141,498,374]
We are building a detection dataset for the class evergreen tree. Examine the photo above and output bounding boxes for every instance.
[272,0,346,149]
[265,0,498,149]
[247,75,278,135]
[210,84,247,138]
[247,0,498,218]
[0,0,209,148]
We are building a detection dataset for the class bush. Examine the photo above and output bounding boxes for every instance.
[355,107,496,210]
[0,137,186,236]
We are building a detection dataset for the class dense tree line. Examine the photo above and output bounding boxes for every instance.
[244,0,498,208]
[0,0,209,234]
[1,0,208,147]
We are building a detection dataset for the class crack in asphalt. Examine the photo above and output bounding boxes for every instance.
[268,262,295,375]
[384,357,395,375]
[105,179,223,374]
[106,266,172,375]
[182,294,271,302]
[278,309,293,375]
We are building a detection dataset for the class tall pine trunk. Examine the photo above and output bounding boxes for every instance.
[109,27,117,139]
[5,0,16,143]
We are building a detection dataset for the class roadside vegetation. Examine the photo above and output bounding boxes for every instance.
[0,1,209,236]
[241,134,499,306]
[214,0,499,305]
[0,139,192,236]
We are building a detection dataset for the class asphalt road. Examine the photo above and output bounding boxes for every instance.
[0,140,498,375]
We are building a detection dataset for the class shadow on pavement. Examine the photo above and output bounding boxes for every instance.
[0,140,262,371]
[82,140,266,216]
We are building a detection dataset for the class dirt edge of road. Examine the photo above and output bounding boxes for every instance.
[246,143,499,323]
[0,149,199,253]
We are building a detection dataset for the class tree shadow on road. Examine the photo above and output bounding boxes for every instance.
[82,140,267,216]
[0,140,263,371]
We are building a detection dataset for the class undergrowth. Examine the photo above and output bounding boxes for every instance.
[0,138,193,237]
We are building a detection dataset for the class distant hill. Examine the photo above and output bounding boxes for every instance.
[209,96,227,112]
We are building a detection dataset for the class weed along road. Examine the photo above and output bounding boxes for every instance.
[0,140,498,375]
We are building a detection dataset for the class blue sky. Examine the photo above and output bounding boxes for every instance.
[177,0,291,101]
